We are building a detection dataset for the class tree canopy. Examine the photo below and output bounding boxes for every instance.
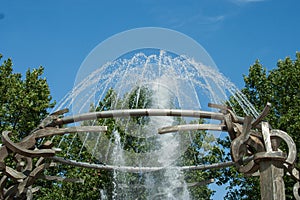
[0,54,55,140]
[37,86,223,199]
[223,52,300,199]
[2,51,299,199]
[1,54,221,199]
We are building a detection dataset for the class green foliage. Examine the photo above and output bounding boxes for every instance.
[0,53,225,199]
[0,54,55,140]
[36,133,113,200]
[223,52,300,199]
[39,86,224,199]
[0,53,55,196]
[178,123,221,199]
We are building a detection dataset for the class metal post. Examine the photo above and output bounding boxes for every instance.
[257,122,286,200]
[258,158,285,200]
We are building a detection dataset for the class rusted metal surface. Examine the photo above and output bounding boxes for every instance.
[0,104,299,199]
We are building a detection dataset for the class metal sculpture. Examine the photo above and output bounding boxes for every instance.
[0,103,299,200]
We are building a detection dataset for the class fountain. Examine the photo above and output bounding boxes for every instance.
[0,28,298,200]
[53,48,256,199]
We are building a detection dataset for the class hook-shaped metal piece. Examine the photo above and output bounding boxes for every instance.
[270,129,297,166]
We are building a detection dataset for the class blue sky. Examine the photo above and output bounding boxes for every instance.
[0,0,299,198]
[1,0,299,101]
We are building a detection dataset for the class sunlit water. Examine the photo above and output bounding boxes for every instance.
[53,49,258,199]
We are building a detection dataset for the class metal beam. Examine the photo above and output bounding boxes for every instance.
[55,109,227,125]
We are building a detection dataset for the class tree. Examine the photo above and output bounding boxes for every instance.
[35,90,116,199]
[0,54,105,200]
[36,86,224,199]
[178,119,224,199]
[91,87,224,199]
[223,52,300,199]
[0,53,55,140]
[0,53,55,198]
[0,53,224,199]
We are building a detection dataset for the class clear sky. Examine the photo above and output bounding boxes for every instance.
[0,0,299,198]
[1,0,300,101]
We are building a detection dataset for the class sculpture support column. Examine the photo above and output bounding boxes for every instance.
[259,159,285,200]
[258,122,286,200]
